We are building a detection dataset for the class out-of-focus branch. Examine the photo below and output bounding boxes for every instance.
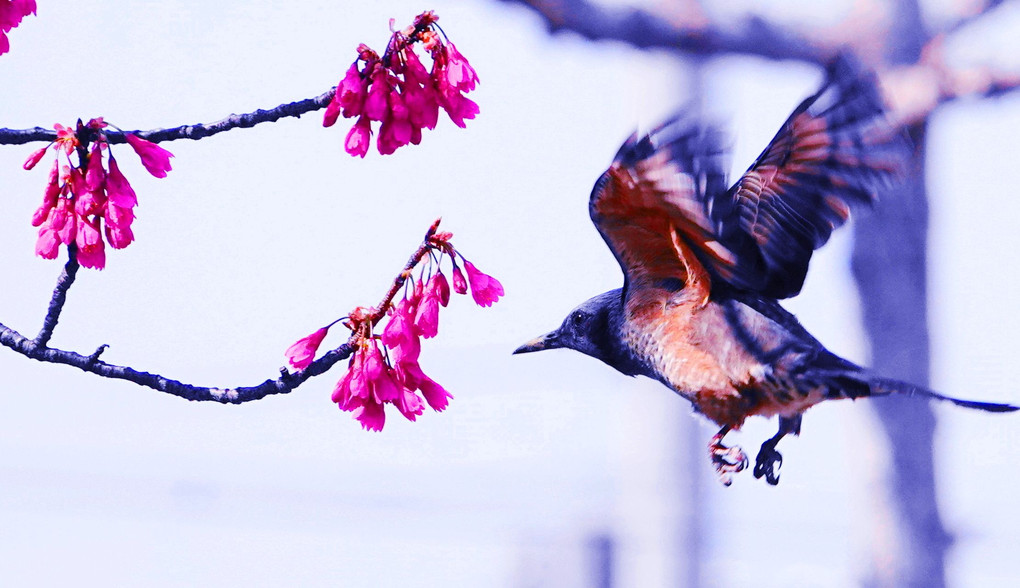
[940,0,1008,36]
[880,34,1020,126]
[0,319,353,403]
[0,89,335,145]
[497,0,828,64]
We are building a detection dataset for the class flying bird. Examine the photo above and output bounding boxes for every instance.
[514,57,1018,485]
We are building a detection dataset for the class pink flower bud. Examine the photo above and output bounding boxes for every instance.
[322,97,342,128]
[23,146,47,170]
[452,264,468,294]
[284,327,330,370]
[124,133,174,178]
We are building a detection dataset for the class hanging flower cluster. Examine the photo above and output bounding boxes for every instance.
[284,221,504,431]
[23,118,174,269]
[323,10,479,157]
[0,0,35,56]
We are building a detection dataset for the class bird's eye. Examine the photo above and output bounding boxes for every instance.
[571,312,585,326]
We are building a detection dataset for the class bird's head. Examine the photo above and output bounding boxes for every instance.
[513,289,625,366]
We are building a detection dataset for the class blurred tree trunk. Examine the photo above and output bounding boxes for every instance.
[850,2,951,586]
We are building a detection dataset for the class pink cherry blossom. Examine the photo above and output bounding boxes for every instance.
[414,288,441,338]
[75,215,106,270]
[104,201,135,231]
[382,296,416,348]
[31,161,60,227]
[0,0,36,56]
[332,346,365,408]
[124,133,174,178]
[325,63,360,125]
[442,42,479,93]
[104,218,134,250]
[350,396,386,432]
[51,198,76,245]
[363,342,401,403]
[325,62,369,126]
[285,327,330,370]
[414,273,450,338]
[322,97,342,128]
[344,116,371,158]
[463,260,504,307]
[85,143,107,193]
[34,224,60,259]
[439,87,479,129]
[395,387,425,421]
[53,123,79,154]
[363,68,390,122]
[394,357,452,412]
[105,157,138,208]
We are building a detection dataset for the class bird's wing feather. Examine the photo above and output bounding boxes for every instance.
[589,55,904,305]
[713,55,904,298]
[589,116,731,300]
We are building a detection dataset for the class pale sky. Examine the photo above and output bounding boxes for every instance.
[2,1,1019,586]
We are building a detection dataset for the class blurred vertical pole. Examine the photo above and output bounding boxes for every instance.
[850,1,951,586]
[588,533,614,588]
[680,56,707,588]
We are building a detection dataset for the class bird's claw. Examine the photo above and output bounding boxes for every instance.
[753,444,783,486]
[709,435,748,487]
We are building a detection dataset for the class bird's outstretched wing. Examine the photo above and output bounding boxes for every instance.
[589,55,904,303]
[589,116,731,297]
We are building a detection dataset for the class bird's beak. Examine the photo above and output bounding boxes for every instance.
[513,330,562,354]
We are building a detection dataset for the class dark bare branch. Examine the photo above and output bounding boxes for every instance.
[1,319,353,403]
[0,89,335,145]
[33,244,80,347]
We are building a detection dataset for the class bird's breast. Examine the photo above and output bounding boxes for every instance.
[622,290,824,427]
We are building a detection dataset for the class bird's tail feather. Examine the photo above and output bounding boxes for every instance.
[867,376,1019,413]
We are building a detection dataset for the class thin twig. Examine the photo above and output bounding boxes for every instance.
[0,90,335,145]
[1,319,353,403]
[367,218,443,327]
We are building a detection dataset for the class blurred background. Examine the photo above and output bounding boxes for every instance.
[1,1,1019,586]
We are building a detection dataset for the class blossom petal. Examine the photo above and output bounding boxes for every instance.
[124,134,174,178]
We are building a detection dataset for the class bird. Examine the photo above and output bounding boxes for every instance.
[513,56,1018,486]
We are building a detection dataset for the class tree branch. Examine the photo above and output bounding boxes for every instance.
[0,219,447,403]
[0,89,335,145]
[880,36,1020,126]
[497,0,828,64]
[941,0,1008,37]
[0,319,353,403]
[33,244,80,347]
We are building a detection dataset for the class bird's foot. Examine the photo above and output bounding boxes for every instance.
[753,443,783,486]
[708,433,748,487]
